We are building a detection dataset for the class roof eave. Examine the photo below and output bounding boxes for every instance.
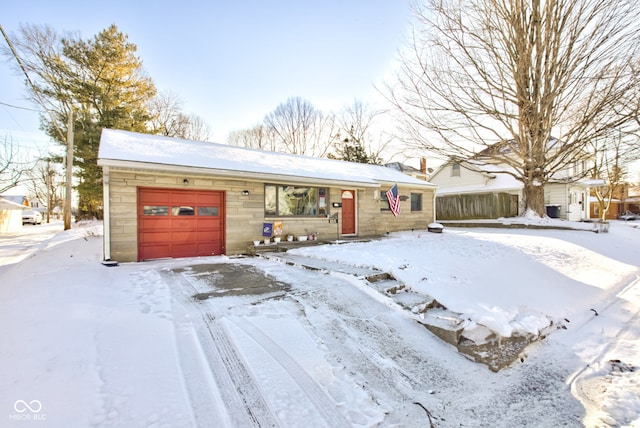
[98,158,389,188]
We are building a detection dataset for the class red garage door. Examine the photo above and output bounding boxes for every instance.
[137,188,225,261]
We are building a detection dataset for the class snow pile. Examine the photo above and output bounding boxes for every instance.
[290,226,637,338]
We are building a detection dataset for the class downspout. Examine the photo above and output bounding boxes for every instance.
[102,166,111,261]
[433,189,437,223]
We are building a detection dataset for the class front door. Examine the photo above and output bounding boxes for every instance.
[341,190,356,235]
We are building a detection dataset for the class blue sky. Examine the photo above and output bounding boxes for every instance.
[1,0,414,150]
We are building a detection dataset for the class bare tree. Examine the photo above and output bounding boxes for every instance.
[148,91,212,141]
[264,97,335,157]
[0,135,28,194]
[330,100,390,164]
[24,156,62,222]
[386,0,640,216]
[227,123,278,151]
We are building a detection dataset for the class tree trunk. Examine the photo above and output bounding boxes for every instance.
[522,182,545,217]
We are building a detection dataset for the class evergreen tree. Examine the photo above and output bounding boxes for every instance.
[328,138,373,164]
[60,25,156,218]
[5,24,156,219]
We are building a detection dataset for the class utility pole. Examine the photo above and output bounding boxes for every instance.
[64,111,73,230]
[46,158,51,223]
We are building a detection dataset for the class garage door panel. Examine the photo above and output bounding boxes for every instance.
[139,217,171,229]
[171,194,198,205]
[197,230,221,240]
[196,243,217,254]
[139,190,170,204]
[171,242,197,253]
[171,231,198,242]
[138,188,225,260]
[139,244,171,260]
[139,231,172,243]
[196,221,221,230]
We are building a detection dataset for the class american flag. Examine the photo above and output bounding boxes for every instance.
[386,184,400,217]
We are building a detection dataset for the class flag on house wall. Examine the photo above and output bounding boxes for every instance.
[386,184,400,217]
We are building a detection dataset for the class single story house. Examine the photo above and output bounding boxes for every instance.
[0,196,28,233]
[430,161,594,221]
[589,197,622,220]
[97,129,436,262]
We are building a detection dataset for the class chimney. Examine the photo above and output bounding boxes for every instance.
[420,157,427,176]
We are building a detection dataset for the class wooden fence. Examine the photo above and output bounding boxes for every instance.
[436,193,519,220]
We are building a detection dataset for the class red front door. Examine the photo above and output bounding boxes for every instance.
[137,188,225,260]
[341,190,356,235]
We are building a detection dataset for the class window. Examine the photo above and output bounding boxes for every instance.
[380,198,390,211]
[198,207,219,216]
[143,206,168,216]
[411,193,422,212]
[172,206,194,216]
[142,205,218,217]
[451,163,461,177]
[265,185,328,216]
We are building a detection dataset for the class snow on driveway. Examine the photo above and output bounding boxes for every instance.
[0,220,639,427]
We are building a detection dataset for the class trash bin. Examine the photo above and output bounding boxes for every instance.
[545,205,561,218]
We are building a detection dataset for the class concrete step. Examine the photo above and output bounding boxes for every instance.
[258,252,382,278]
[418,308,467,346]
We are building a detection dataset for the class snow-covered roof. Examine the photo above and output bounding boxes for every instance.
[0,196,28,210]
[98,129,435,189]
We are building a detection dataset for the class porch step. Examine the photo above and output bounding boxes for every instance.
[258,252,382,278]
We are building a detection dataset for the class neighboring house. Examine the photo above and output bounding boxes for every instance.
[589,197,622,220]
[384,158,431,181]
[1,195,31,208]
[97,129,436,262]
[624,184,640,214]
[0,196,27,233]
[430,153,594,221]
[589,182,634,220]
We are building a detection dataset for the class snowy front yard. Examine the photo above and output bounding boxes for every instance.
[0,221,639,427]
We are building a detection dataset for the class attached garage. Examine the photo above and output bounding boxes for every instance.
[137,188,225,260]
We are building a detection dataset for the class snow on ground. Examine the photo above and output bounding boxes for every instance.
[0,219,639,427]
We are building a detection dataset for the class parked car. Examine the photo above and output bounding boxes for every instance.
[619,211,638,221]
[22,210,43,225]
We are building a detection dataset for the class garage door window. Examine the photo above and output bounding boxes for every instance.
[198,207,219,216]
[143,206,169,216]
[172,206,195,216]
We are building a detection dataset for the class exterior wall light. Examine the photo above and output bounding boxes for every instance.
[183,179,189,186]
[241,190,250,196]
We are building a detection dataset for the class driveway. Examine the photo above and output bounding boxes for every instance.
[161,256,584,427]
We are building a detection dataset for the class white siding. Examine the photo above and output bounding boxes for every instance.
[429,163,487,188]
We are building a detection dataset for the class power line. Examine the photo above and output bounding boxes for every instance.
[0,23,66,142]
[0,100,41,112]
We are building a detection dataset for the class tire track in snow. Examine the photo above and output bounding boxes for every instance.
[286,289,451,426]
[567,276,640,423]
[202,313,279,427]
[166,267,279,427]
[227,316,352,428]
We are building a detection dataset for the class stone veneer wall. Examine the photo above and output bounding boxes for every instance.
[106,168,435,261]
